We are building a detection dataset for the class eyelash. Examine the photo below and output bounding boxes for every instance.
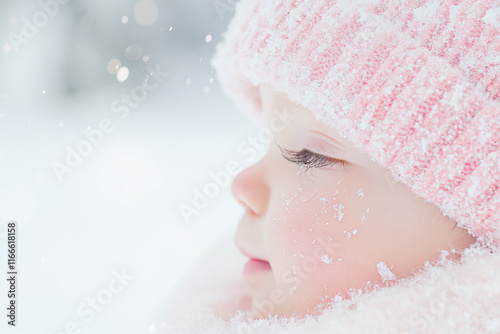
[277,145,347,171]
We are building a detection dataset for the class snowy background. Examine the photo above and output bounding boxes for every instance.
[0,0,257,333]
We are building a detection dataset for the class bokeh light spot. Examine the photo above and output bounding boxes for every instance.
[125,44,144,61]
[134,0,159,26]
[107,58,122,74]
[116,66,130,83]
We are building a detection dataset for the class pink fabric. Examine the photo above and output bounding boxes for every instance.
[157,232,500,333]
[211,0,500,245]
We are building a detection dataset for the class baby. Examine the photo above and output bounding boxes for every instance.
[211,0,500,322]
[231,83,477,318]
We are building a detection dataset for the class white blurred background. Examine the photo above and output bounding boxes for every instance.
[0,0,260,332]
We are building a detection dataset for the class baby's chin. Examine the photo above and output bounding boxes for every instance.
[250,293,327,319]
[248,279,332,319]
[248,275,389,319]
[249,288,369,319]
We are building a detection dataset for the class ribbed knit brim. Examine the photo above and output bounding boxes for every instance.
[211,0,500,244]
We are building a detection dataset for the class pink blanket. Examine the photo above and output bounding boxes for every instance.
[155,232,500,333]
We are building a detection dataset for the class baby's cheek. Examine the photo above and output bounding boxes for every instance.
[267,181,366,262]
[266,183,372,307]
[266,184,338,264]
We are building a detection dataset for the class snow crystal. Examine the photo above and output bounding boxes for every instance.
[484,7,500,29]
[321,254,333,264]
[414,2,439,24]
[286,6,302,30]
[353,229,357,235]
[337,203,345,222]
[467,179,481,197]
[377,261,396,282]
[449,5,459,22]
[356,188,364,198]
[448,84,466,108]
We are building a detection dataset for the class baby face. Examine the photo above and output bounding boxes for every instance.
[232,84,477,318]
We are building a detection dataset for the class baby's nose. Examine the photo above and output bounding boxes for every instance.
[231,164,269,217]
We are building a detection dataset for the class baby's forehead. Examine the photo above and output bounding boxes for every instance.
[259,84,292,105]
[260,84,334,129]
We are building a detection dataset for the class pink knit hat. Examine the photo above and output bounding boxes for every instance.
[211,0,500,245]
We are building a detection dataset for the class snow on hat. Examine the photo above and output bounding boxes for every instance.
[211,0,500,244]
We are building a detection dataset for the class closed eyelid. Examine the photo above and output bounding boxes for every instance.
[305,135,345,156]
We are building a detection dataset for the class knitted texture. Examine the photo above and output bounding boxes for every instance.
[211,0,500,244]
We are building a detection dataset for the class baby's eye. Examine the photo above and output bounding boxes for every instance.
[277,145,346,171]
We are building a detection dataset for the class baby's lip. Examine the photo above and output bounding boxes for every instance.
[235,244,272,276]
[236,244,269,263]
[243,258,272,275]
